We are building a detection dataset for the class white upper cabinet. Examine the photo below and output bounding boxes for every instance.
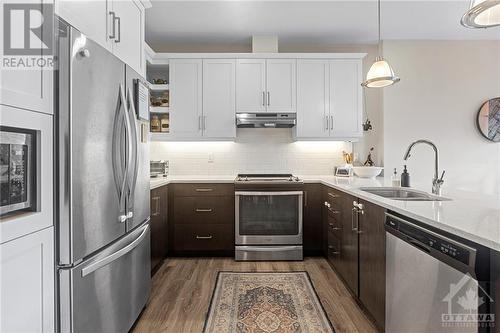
[169,59,203,139]
[296,60,330,138]
[202,59,236,139]
[295,58,363,140]
[55,0,147,76]
[111,0,145,75]
[236,59,296,113]
[55,1,111,50]
[266,59,296,113]
[236,59,266,113]
[329,59,363,138]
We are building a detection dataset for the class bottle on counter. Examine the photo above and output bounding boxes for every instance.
[401,165,410,187]
[391,168,401,187]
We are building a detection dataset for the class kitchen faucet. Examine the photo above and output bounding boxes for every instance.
[403,140,445,195]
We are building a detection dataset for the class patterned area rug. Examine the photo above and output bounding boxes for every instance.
[203,272,335,333]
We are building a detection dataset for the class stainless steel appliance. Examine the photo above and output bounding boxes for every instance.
[150,160,169,178]
[235,174,303,261]
[236,113,296,128]
[55,19,150,333]
[0,128,37,216]
[385,213,492,333]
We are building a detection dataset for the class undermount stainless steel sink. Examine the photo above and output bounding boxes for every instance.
[359,187,452,201]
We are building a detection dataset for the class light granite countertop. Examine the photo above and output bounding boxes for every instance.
[150,175,500,251]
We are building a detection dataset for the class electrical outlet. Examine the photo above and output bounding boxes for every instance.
[208,153,214,163]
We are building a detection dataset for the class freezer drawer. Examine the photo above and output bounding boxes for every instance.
[59,222,151,333]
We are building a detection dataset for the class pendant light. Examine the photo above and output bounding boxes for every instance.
[461,0,500,28]
[362,0,400,88]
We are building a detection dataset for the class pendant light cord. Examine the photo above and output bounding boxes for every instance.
[377,0,382,57]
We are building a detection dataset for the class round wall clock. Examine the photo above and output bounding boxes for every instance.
[477,97,500,142]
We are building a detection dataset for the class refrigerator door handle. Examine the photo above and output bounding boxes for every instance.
[126,88,139,214]
[81,224,149,277]
[112,85,131,222]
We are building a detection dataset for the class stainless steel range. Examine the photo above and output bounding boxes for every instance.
[235,174,304,261]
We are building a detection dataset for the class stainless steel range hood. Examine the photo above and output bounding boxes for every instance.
[236,113,296,128]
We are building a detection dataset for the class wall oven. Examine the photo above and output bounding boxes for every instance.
[0,127,37,216]
[235,174,303,261]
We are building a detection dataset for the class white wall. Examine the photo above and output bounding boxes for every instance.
[150,129,351,176]
[383,40,500,195]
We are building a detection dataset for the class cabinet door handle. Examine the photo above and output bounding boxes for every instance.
[329,210,340,214]
[203,116,207,130]
[351,207,358,231]
[195,188,213,192]
[108,11,116,39]
[198,116,202,130]
[262,91,266,106]
[267,91,270,106]
[330,115,333,130]
[114,16,121,43]
[152,196,160,216]
[195,208,213,212]
[196,235,213,239]
[325,115,329,131]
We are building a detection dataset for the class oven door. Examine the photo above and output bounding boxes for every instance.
[235,191,303,245]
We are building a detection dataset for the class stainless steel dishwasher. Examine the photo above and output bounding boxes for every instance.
[385,213,493,333]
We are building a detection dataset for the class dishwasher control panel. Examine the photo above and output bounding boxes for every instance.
[386,214,476,268]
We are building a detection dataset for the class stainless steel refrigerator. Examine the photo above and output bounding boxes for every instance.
[55,19,151,333]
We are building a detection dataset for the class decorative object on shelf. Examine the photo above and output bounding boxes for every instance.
[150,115,161,132]
[363,147,375,166]
[203,272,334,333]
[150,90,169,107]
[361,0,400,88]
[160,114,169,133]
[353,166,384,179]
[477,97,500,142]
[152,78,167,84]
[461,0,500,28]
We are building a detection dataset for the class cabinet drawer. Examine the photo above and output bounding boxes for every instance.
[174,224,234,251]
[327,230,341,264]
[173,183,234,197]
[325,188,342,209]
[173,196,234,225]
[326,215,342,235]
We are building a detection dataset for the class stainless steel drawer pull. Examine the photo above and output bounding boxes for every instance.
[196,235,213,239]
[328,193,340,199]
[330,210,340,214]
[195,188,213,192]
[195,208,213,212]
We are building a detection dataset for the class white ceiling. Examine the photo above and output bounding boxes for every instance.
[146,1,500,47]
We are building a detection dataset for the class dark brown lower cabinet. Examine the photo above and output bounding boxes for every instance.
[323,186,386,332]
[170,183,235,255]
[358,199,386,331]
[303,184,323,255]
[150,185,168,274]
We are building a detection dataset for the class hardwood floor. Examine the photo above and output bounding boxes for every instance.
[132,257,378,333]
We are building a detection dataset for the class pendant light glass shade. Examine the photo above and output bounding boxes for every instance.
[361,0,400,88]
[461,0,500,28]
[362,57,400,88]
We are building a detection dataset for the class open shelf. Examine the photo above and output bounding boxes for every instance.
[150,106,169,114]
[149,83,169,91]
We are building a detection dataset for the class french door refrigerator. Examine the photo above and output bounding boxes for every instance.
[55,19,151,333]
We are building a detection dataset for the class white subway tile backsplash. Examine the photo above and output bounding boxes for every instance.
[150,129,351,176]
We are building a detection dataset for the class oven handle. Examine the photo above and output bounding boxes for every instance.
[235,191,303,196]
